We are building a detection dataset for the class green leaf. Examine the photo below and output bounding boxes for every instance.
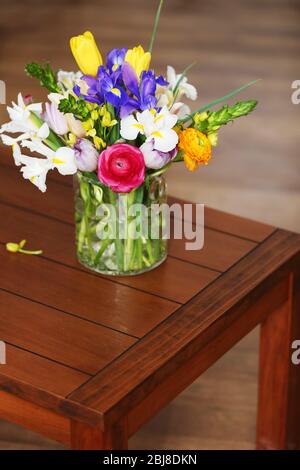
[25,62,61,93]
[180,79,261,124]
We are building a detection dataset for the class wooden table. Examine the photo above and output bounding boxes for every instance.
[0,153,299,450]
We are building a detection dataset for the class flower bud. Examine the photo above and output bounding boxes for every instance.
[73,138,99,172]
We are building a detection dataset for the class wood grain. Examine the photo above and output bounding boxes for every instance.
[168,196,275,242]
[71,417,128,450]
[0,0,299,451]
[0,391,70,446]
[0,289,136,374]
[127,276,289,436]
[0,250,178,338]
[257,269,300,450]
[169,226,256,271]
[0,344,89,397]
[69,230,300,425]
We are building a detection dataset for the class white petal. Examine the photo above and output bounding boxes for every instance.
[53,147,77,175]
[48,92,65,105]
[28,103,42,114]
[167,66,177,88]
[171,102,191,119]
[120,115,141,140]
[21,139,55,160]
[152,129,178,153]
[17,93,25,108]
[37,122,50,139]
[181,83,198,101]
[20,158,51,192]
[0,121,29,134]
[155,106,178,129]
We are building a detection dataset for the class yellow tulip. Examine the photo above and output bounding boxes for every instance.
[125,45,151,78]
[70,31,103,76]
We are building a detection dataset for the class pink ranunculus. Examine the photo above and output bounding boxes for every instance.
[98,144,145,193]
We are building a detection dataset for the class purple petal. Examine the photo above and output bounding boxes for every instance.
[122,62,139,97]
[120,97,139,118]
[107,48,127,71]
[156,75,169,86]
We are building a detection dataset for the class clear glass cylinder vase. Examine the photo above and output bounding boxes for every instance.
[74,171,168,276]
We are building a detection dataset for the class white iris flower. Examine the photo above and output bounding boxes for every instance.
[120,106,178,153]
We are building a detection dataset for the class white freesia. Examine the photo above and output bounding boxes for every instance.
[57,70,82,91]
[47,92,69,106]
[21,139,77,176]
[120,107,178,152]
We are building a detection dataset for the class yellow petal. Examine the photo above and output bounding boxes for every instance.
[70,31,102,76]
[184,154,199,172]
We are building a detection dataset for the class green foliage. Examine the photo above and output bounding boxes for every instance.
[194,100,258,132]
[58,95,90,120]
[25,62,61,93]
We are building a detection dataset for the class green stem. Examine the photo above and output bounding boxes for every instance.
[94,238,113,265]
[108,188,124,271]
[148,0,164,53]
[30,112,64,150]
[179,79,261,124]
[124,190,136,272]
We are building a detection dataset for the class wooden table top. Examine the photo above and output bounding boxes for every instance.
[0,149,300,431]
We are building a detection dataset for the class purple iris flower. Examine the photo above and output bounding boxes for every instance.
[106,48,127,73]
[120,63,168,117]
[74,73,104,104]
[73,53,169,117]
[74,66,127,110]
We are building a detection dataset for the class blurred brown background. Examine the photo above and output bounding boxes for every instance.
[0,0,299,450]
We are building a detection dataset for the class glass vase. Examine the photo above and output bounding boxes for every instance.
[74,171,168,276]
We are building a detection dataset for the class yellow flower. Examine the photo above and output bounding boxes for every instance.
[82,118,94,131]
[67,132,77,145]
[99,105,117,127]
[125,45,151,78]
[70,31,103,76]
[178,128,212,171]
[91,109,99,121]
[93,136,106,151]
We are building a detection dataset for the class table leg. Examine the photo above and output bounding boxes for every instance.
[257,272,300,450]
[71,417,128,450]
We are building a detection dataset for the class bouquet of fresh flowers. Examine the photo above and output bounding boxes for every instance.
[0,1,257,276]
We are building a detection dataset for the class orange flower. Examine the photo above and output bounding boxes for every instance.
[178,128,212,171]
